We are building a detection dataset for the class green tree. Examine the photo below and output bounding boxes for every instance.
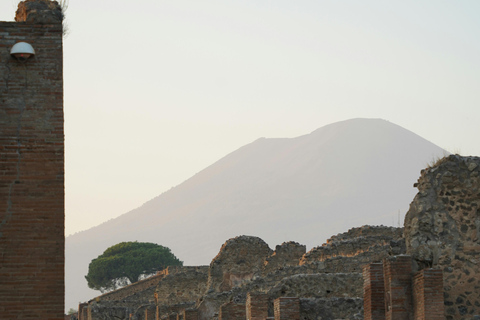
[85,241,182,292]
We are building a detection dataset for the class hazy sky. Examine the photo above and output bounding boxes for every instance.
[1,1,479,236]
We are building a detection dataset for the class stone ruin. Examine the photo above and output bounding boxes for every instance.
[73,155,480,320]
[405,155,480,318]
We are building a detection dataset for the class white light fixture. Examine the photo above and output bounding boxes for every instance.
[10,42,35,62]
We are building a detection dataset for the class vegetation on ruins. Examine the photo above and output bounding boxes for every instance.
[85,241,183,292]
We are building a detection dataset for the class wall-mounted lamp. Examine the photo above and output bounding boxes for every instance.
[10,42,35,62]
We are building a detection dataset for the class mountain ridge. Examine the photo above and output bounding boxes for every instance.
[66,118,446,310]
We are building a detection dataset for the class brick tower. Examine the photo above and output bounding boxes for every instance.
[0,0,64,318]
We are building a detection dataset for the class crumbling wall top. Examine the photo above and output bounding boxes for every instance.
[404,154,480,318]
[207,235,273,292]
[15,0,63,24]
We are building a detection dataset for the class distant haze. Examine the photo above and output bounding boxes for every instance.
[66,118,446,310]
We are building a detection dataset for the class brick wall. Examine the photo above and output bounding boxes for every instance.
[412,269,444,320]
[274,297,300,320]
[219,301,246,320]
[0,4,64,319]
[144,306,156,320]
[246,292,269,320]
[78,302,88,320]
[182,308,199,320]
[383,256,413,320]
[363,263,385,320]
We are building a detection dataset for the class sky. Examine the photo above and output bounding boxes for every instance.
[1,1,479,236]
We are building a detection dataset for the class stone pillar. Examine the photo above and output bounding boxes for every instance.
[274,297,300,320]
[412,269,444,320]
[219,301,246,320]
[246,292,269,320]
[363,263,385,320]
[384,256,413,320]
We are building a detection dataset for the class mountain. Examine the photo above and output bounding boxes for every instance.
[66,118,446,310]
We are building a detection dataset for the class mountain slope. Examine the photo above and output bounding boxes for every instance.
[66,118,446,309]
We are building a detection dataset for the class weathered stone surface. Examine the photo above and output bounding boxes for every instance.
[404,155,480,319]
[300,226,406,273]
[207,235,273,293]
[300,297,364,320]
[263,241,305,274]
[15,0,63,24]
[268,273,363,299]
[155,266,209,305]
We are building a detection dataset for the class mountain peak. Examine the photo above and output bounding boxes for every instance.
[66,118,446,310]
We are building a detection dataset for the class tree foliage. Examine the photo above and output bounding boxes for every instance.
[85,241,182,292]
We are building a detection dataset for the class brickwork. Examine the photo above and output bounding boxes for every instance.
[182,308,199,320]
[218,301,246,320]
[78,302,88,320]
[246,292,269,320]
[412,269,444,320]
[0,1,64,319]
[363,263,385,320]
[274,297,300,320]
[145,306,156,320]
[383,256,413,320]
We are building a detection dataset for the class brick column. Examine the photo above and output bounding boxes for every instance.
[145,306,156,320]
[383,256,413,320]
[219,301,246,320]
[246,292,269,320]
[183,309,199,320]
[0,13,64,320]
[274,297,300,320]
[78,303,88,320]
[363,263,385,320]
[412,269,444,320]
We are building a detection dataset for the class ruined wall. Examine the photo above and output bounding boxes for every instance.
[207,236,273,292]
[300,226,405,273]
[267,273,363,300]
[404,155,480,319]
[300,297,364,320]
[94,271,167,303]
[0,1,64,319]
[155,266,209,305]
[85,267,208,320]
[263,241,305,274]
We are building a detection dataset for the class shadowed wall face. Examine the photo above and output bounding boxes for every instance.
[0,1,64,318]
